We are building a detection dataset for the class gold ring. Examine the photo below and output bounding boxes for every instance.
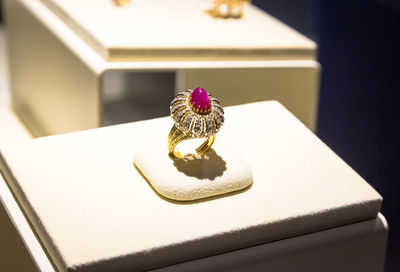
[168,87,224,159]
[112,0,130,7]
[202,0,251,18]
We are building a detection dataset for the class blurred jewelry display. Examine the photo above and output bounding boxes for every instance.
[112,0,131,7]
[201,0,250,18]
[168,87,224,159]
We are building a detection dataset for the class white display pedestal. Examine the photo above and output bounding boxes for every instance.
[0,23,387,270]
[0,179,388,272]
[4,0,319,137]
[0,101,386,272]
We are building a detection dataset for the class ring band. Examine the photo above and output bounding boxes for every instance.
[168,87,224,159]
[168,125,216,159]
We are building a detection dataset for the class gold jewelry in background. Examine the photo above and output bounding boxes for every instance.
[201,0,251,18]
[112,0,131,7]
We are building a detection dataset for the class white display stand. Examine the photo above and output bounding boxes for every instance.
[0,101,385,272]
[0,28,387,271]
[37,0,315,62]
[4,0,319,137]
[0,172,389,272]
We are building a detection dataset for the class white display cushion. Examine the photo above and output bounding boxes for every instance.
[38,0,315,61]
[0,101,381,272]
[134,138,253,201]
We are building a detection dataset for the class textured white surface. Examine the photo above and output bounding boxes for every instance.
[0,101,381,272]
[38,0,315,61]
[134,138,253,201]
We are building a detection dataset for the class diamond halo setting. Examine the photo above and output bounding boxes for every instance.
[170,87,224,138]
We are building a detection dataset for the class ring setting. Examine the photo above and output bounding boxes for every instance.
[168,87,224,158]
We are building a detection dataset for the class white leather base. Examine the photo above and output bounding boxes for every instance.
[133,137,253,201]
[0,101,382,272]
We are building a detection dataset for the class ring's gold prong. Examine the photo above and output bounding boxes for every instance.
[168,125,216,159]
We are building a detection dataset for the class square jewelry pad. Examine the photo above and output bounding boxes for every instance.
[0,101,381,272]
[134,138,253,201]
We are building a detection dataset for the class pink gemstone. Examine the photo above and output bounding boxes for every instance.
[190,87,211,112]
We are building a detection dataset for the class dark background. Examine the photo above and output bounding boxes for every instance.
[252,0,400,271]
[1,0,399,271]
